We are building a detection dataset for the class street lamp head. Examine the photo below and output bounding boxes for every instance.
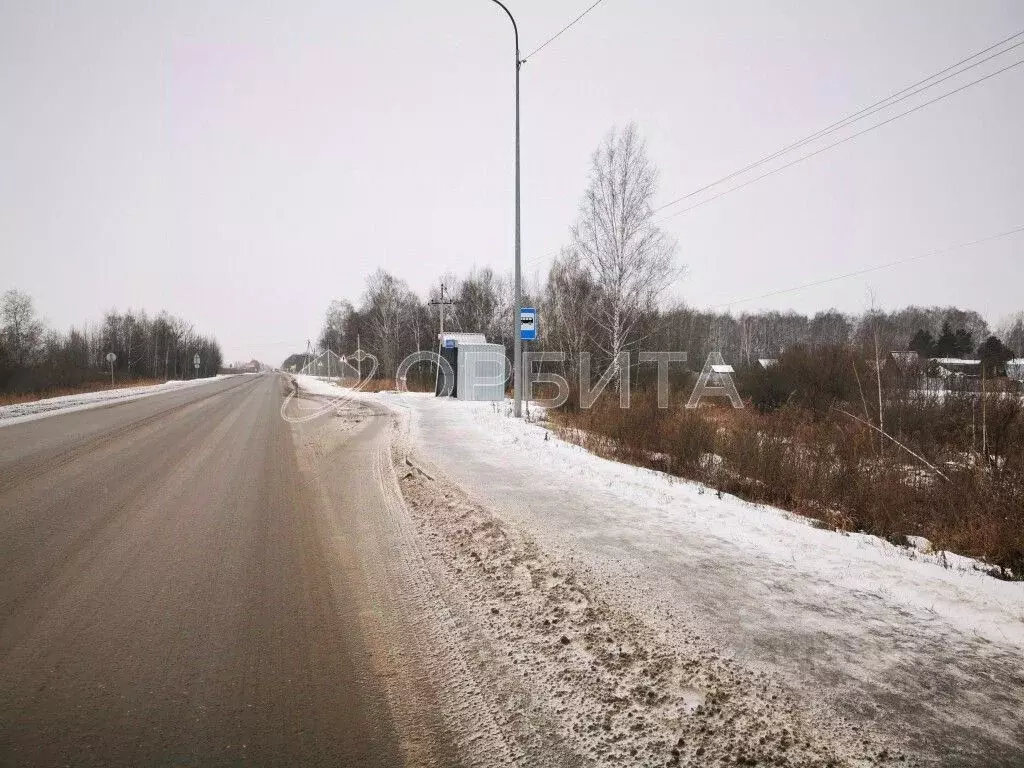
[488,0,520,54]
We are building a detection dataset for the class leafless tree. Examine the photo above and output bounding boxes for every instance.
[545,250,596,386]
[454,267,507,342]
[319,299,352,355]
[1,289,44,367]
[998,312,1024,356]
[570,124,680,379]
[363,269,419,377]
[0,290,222,393]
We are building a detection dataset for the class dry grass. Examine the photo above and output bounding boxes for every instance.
[555,390,1024,578]
[0,378,165,407]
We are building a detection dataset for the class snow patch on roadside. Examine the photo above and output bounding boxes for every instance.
[398,462,913,766]
[0,374,239,427]
[295,380,1024,649]
[405,394,1024,649]
[296,378,1024,762]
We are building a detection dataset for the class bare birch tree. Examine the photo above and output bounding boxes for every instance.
[454,267,505,340]
[319,299,352,354]
[570,124,680,379]
[363,269,419,377]
[545,249,596,392]
[1,289,44,367]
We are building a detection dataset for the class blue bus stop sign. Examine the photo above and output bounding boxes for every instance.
[520,308,537,341]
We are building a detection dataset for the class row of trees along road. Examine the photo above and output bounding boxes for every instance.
[311,124,682,383]
[0,289,223,395]
[312,124,1021,393]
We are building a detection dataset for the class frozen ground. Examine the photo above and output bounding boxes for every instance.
[294,377,1024,765]
[0,374,239,427]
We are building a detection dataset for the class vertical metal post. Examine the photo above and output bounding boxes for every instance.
[436,288,444,396]
[513,46,522,418]
[490,0,522,417]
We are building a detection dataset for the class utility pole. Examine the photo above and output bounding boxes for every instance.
[429,281,458,395]
[982,364,988,462]
[489,0,523,417]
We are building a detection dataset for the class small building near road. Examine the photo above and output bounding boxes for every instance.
[455,342,506,401]
[436,333,506,401]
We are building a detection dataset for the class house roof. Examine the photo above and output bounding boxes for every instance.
[931,358,980,366]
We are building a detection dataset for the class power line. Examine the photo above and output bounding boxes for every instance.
[653,30,1024,215]
[654,57,1024,225]
[522,0,609,61]
[524,57,1023,271]
[523,32,1023,274]
[707,224,1024,311]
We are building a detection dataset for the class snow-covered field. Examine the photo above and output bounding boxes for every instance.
[294,376,1024,764]
[0,375,236,427]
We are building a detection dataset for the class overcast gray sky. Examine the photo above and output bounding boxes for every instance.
[3,0,1022,364]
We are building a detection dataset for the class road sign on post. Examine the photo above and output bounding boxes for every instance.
[193,353,200,377]
[106,352,116,386]
[519,307,537,341]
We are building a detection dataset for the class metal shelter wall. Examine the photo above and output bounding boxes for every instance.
[455,343,506,401]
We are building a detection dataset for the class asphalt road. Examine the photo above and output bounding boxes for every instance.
[0,374,457,767]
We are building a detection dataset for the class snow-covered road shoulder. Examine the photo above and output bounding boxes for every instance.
[410,392,1024,646]
[0,375,239,428]
[295,377,1023,647]
[295,377,1024,763]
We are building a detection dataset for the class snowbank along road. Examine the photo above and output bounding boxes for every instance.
[294,376,1024,767]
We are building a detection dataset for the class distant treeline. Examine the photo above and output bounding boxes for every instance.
[310,265,1023,384]
[0,289,223,395]
[307,123,1022,385]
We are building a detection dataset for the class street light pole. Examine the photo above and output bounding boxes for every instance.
[489,0,523,418]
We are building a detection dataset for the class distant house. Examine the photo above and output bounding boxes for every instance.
[929,358,981,378]
[1007,359,1024,382]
